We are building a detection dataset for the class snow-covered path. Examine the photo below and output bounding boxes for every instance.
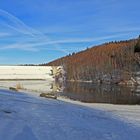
[0,89,140,140]
[58,97,140,127]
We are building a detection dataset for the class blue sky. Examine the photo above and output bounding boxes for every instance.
[0,0,140,64]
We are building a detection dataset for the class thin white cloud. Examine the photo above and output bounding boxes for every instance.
[0,9,69,54]
[0,32,129,54]
[0,32,11,37]
[0,9,42,36]
[0,43,38,51]
[0,9,138,55]
[42,33,129,44]
[0,41,70,53]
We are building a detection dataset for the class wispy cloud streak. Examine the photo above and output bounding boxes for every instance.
[0,32,129,53]
[0,9,69,54]
[0,32,11,37]
[0,9,42,36]
[0,8,138,54]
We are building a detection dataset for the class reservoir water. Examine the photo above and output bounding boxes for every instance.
[60,82,140,105]
[0,80,140,105]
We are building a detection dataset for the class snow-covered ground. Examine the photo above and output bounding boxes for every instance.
[0,89,140,140]
[58,97,140,127]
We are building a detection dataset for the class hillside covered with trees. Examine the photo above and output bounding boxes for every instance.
[45,37,140,85]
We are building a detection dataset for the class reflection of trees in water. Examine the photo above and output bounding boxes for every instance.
[61,82,140,104]
[51,81,64,92]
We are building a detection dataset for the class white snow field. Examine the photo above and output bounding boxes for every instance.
[0,89,140,140]
[0,66,55,80]
[58,97,140,127]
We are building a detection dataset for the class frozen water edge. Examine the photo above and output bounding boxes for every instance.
[0,89,140,140]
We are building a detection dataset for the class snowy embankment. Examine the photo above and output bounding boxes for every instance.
[0,89,140,140]
[58,97,140,127]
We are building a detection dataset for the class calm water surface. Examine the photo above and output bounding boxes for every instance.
[0,80,140,105]
[60,82,140,105]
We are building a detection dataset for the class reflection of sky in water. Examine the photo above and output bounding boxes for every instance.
[0,80,63,93]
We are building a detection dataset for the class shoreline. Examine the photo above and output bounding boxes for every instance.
[57,97,140,127]
[0,86,140,127]
[0,88,140,139]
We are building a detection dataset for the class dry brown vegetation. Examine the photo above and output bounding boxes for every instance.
[44,38,140,84]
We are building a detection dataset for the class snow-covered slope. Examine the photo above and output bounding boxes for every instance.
[0,89,140,140]
[58,97,140,127]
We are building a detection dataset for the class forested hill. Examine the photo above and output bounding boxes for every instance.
[45,37,140,85]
